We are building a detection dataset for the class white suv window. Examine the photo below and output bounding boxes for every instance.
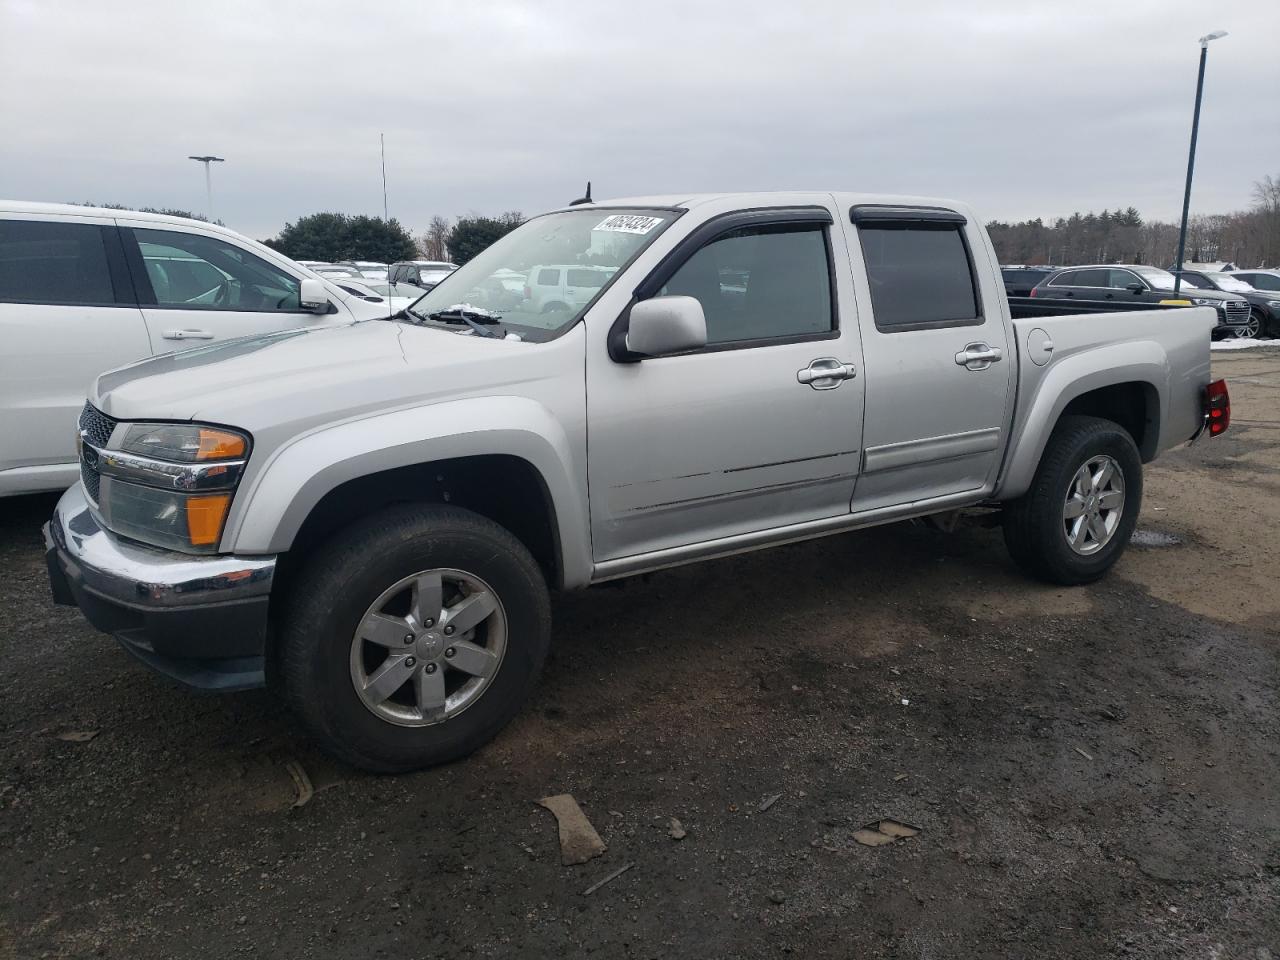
[0,219,118,305]
[536,268,560,286]
[133,228,302,312]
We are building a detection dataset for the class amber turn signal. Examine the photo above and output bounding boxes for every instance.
[186,492,232,546]
[196,429,247,460]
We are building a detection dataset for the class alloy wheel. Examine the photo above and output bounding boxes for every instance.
[1062,455,1125,556]
[349,568,507,727]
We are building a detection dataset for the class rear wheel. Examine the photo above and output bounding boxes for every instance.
[1002,415,1142,585]
[280,504,551,772]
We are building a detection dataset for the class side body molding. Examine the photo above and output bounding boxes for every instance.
[997,338,1169,500]
[222,396,592,588]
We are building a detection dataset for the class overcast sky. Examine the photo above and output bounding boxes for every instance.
[2,0,1277,240]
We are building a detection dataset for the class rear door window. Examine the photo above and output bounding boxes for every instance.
[1072,269,1110,288]
[0,219,120,305]
[567,269,607,288]
[857,223,980,330]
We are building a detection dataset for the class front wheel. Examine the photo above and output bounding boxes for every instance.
[1237,312,1262,339]
[1002,415,1142,585]
[1249,308,1271,340]
[280,504,551,772]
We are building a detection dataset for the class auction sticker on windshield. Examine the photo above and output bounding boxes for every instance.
[594,214,664,235]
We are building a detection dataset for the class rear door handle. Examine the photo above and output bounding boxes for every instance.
[162,329,215,341]
[798,357,857,390]
[955,343,1003,371]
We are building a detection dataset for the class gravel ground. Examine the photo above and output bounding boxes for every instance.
[2,351,1278,959]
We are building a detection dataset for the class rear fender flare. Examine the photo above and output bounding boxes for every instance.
[998,340,1168,500]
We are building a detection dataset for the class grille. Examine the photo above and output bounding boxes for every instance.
[77,402,118,503]
[78,402,117,447]
[1224,300,1250,324]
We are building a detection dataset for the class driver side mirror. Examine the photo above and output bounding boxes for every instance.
[625,296,707,357]
[1126,283,1145,295]
[299,277,329,312]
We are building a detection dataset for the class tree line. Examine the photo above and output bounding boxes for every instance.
[988,174,1280,268]
[261,211,526,265]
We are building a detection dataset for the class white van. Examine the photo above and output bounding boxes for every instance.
[0,201,389,496]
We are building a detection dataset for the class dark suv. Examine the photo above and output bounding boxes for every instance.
[1179,270,1277,339]
[1031,264,1251,336]
[1001,265,1061,297]
[388,260,457,291]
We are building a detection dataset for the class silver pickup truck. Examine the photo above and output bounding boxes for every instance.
[45,192,1231,771]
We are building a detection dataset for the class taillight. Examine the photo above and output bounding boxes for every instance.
[1206,379,1230,436]
[523,284,531,299]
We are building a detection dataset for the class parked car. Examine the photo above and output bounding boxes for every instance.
[45,191,1227,772]
[1227,269,1280,336]
[389,260,457,290]
[1179,261,1239,273]
[333,279,421,313]
[311,264,362,280]
[0,201,392,496]
[1001,265,1062,298]
[524,263,614,313]
[339,260,389,282]
[1029,264,1251,337]
[1178,269,1278,339]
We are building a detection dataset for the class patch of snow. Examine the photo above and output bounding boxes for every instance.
[1211,337,1278,351]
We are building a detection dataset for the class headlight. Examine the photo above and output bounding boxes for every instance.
[92,422,250,554]
[1190,298,1218,306]
[1268,300,1280,309]
[118,423,248,462]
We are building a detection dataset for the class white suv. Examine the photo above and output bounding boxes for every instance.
[0,201,388,496]
[524,264,613,314]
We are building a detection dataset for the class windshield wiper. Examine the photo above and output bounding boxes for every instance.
[425,305,505,339]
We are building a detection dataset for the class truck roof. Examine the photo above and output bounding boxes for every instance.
[553,191,975,216]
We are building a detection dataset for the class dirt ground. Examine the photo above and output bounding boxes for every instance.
[2,350,1278,959]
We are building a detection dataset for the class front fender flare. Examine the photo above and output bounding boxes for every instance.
[222,396,591,588]
[998,340,1168,500]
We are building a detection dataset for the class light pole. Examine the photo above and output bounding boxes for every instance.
[188,155,225,222]
[1172,31,1227,295]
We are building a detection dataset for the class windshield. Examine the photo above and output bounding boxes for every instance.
[404,208,677,342]
[1134,266,1179,290]
[1208,273,1254,293]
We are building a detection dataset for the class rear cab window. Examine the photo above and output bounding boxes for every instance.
[852,207,980,331]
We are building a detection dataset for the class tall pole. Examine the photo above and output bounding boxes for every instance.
[188,155,225,222]
[380,134,389,223]
[1173,32,1226,295]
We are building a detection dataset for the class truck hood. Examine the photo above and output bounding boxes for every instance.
[92,320,567,433]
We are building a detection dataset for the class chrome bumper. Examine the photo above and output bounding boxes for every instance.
[44,483,277,691]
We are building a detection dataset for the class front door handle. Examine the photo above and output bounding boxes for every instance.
[798,357,857,390]
[955,343,1003,371]
[162,329,215,341]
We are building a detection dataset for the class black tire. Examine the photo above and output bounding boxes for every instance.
[1002,415,1142,586]
[280,504,551,773]
[1251,308,1272,340]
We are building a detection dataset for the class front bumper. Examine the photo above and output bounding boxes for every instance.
[44,483,276,691]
